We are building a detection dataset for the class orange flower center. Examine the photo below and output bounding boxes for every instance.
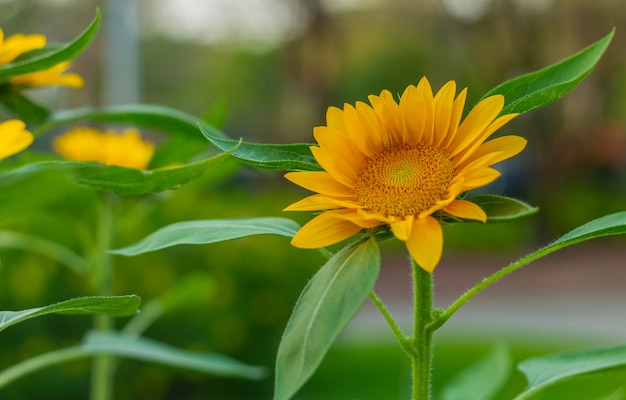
[354,143,454,216]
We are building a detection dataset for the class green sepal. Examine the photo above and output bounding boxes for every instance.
[199,124,322,171]
[481,28,614,115]
[0,9,101,82]
[468,194,539,222]
[274,238,380,400]
[0,295,140,333]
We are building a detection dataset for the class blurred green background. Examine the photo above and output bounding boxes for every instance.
[1,0,625,398]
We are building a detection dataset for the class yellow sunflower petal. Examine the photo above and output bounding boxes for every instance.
[284,194,361,211]
[443,199,487,222]
[343,103,376,157]
[0,119,34,159]
[432,80,457,147]
[390,215,414,241]
[458,135,527,171]
[440,87,468,149]
[449,94,504,156]
[454,113,518,166]
[290,211,363,248]
[314,126,365,168]
[310,145,358,188]
[405,216,443,273]
[401,78,435,144]
[326,106,345,130]
[356,100,391,149]
[285,171,353,197]
[459,167,501,191]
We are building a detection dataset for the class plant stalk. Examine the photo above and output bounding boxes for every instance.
[90,194,115,400]
[411,261,433,400]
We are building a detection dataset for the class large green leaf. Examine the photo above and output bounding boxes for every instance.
[468,194,538,222]
[0,10,100,82]
[0,147,234,195]
[111,217,300,256]
[274,238,380,400]
[0,331,264,389]
[515,344,626,399]
[481,29,613,115]
[0,295,140,333]
[0,93,50,124]
[199,124,321,171]
[441,343,511,400]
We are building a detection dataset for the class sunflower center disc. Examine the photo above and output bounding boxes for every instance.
[354,144,454,216]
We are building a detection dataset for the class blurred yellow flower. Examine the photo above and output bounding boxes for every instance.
[0,28,83,88]
[53,127,155,170]
[284,77,527,272]
[0,119,34,160]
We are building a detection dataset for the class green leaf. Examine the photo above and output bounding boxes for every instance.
[83,332,266,379]
[482,29,614,115]
[0,331,264,390]
[515,344,626,399]
[274,238,380,400]
[111,217,300,256]
[199,124,322,171]
[0,146,235,195]
[0,93,49,123]
[468,194,539,222]
[0,9,101,82]
[0,295,140,333]
[441,342,511,400]
[74,149,235,194]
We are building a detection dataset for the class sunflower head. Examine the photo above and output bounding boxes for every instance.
[284,77,527,272]
[53,127,155,171]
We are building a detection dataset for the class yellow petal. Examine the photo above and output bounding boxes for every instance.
[284,194,361,211]
[343,103,376,157]
[314,126,364,169]
[432,80,456,147]
[457,135,527,170]
[440,87,468,149]
[290,211,363,248]
[390,215,414,241]
[0,119,33,159]
[454,113,518,166]
[284,171,353,197]
[449,95,504,156]
[326,106,345,130]
[405,216,443,273]
[310,146,357,188]
[443,199,487,222]
[459,167,501,191]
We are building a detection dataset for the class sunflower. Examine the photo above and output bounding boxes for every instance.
[0,28,83,88]
[0,119,33,160]
[284,77,527,272]
[53,127,154,170]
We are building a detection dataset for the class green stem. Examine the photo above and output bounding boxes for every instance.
[411,261,433,400]
[368,291,414,357]
[90,194,115,400]
[429,247,557,332]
